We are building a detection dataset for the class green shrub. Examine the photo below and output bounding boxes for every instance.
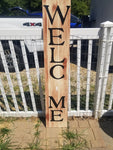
[61,129,89,150]
[0,127,12,150]
[28,121,42,150]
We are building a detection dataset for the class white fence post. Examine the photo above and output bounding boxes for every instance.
[94,21,113,118]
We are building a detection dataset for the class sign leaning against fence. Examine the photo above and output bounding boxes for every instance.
[43,0,71,127]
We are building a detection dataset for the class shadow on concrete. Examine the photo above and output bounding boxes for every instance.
[39,117,46,127]
[99,112,113,138]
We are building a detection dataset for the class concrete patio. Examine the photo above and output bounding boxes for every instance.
[7,117,113,150]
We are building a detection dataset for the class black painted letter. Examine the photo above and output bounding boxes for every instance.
[49,28,65,45]
[50,65,64,79]
[43,5,70,25]
[51,110,63,121]
[50,47,65,63]
[49,96,65,108]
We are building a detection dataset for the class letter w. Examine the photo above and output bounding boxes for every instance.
[49,96,65,108]
[43,5,70,25]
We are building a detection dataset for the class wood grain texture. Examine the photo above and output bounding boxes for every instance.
[43,0,71,127]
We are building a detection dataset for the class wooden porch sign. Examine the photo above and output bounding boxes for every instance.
[43,0,71,127]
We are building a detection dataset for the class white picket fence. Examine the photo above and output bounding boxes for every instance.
[0,21,113,118]
[0,28,44,117]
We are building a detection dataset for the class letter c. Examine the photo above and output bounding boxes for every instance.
[50,65,64,79]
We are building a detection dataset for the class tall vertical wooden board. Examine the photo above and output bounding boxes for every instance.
[43,0,71,127]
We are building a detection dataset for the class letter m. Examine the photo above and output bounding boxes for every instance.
[49,96,65,108]
[43,5,70,25]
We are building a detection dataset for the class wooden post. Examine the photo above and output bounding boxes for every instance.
[43,0,71,127]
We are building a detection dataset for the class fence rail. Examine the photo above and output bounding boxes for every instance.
[0,22,113,118]
[69,28,99,117]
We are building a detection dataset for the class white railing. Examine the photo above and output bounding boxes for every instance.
[0,22,113,118]
[69,28,100,117]
[0,28,44,117]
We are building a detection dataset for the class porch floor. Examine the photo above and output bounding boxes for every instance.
[3,117,113,150]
